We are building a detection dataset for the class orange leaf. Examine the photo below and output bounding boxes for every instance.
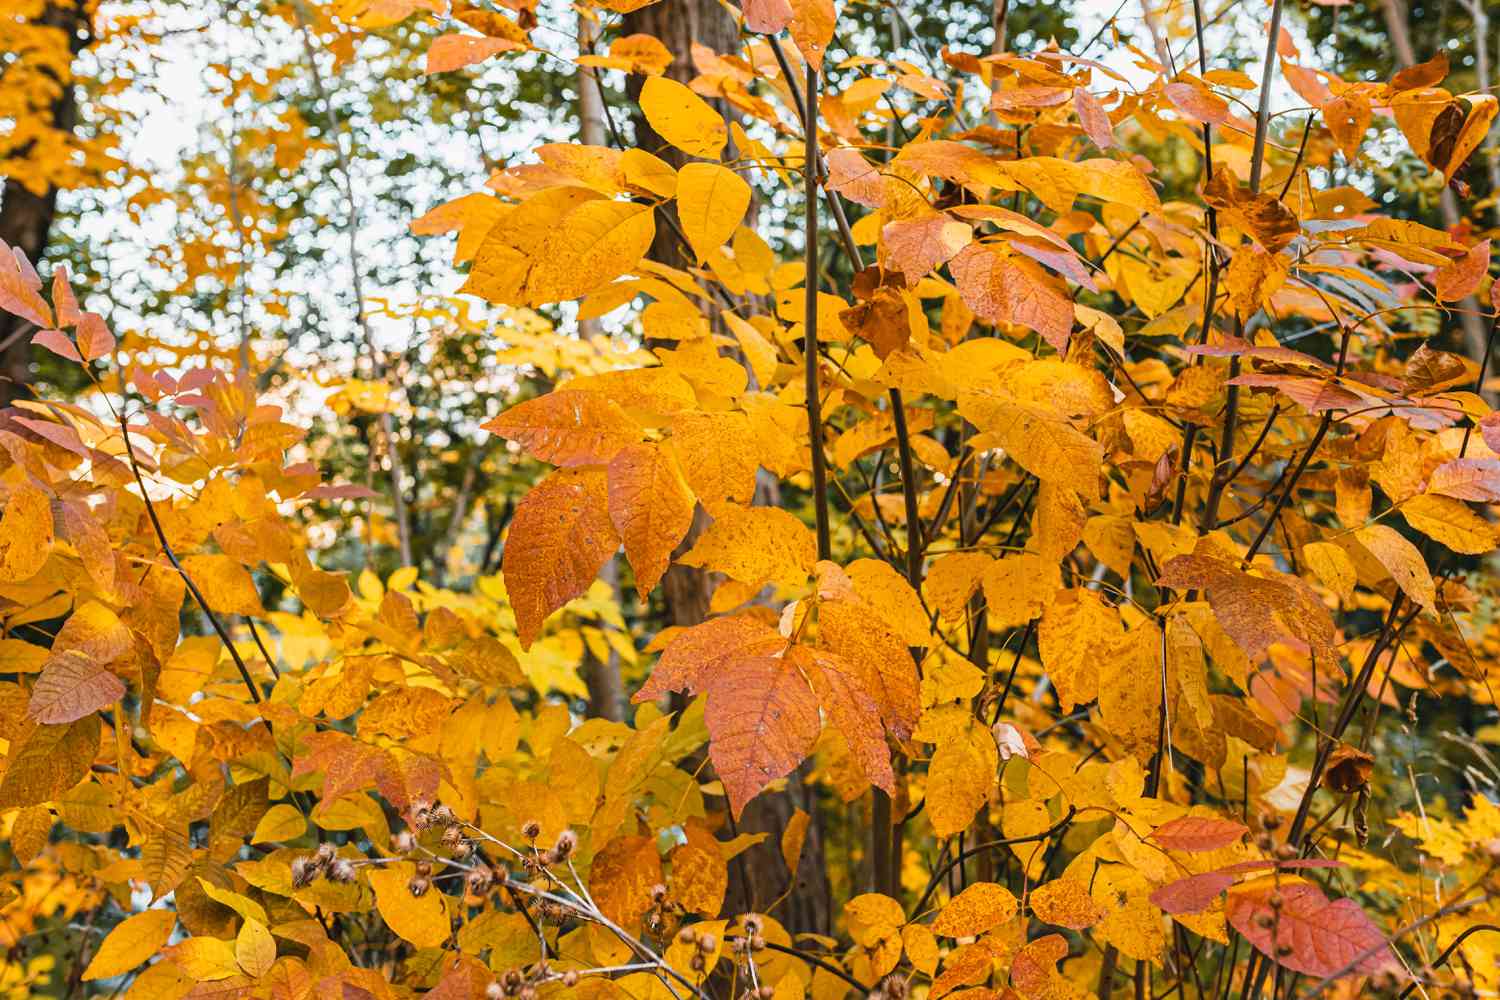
[932,881,1019,937]
[1148,815,1249,852]
[425,32,521,73]
[607,442,696,597]
[743,0,793,33]
[503,467,620,648]
[702,656,821,816]
[790,0,835,71]
[483,389,640,468]
[1434,239,1490,302]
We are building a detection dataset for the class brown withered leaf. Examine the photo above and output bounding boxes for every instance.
[1156,548,1337,668]
[1402,342,1471,394]
[1322,743,1375,793]
[1201,172,1299,252]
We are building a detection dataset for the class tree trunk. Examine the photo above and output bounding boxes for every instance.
[619,0,833,935]
[0,2,87,407]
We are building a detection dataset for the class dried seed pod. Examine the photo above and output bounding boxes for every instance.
[521,820,542,841]
[750,934,766,951]
[561,971,579,988]
[742,915,763,936]
[697,933,717,953]
[690,954,706,973]
[314,842,337,865]
[416,860,434,877]
[466,866,494,894]
[649,883,669,904]
[408,875,431,897]
[1274,843,1298,861]
[328,859,357,883]
[553,829,577,859]
[678,927,698,944]
[392,830,416,854]
[486,984,504,1000]
[430,803,456,827]
[441,824,463,848]
[291,857,317,889]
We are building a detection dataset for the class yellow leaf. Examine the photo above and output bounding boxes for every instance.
[180,554,265,616]
[790,0,835,70]
[0,482,54,582]
[902,923,940,975]
[924,551,992,622]
[640,77,726,159]
[933,881,1019,937]
[1301,541,1356,603]
[527,200,657,304]
[845,557,930,646]
[1038,588,1122,711]
[677,162,751,262]
[1401,493,1496,554]
[369,862,451,948]
[927,721,998,838]
[981,553,1051,629]
[83,910,177,981]
[1354,524,1435,609]
[680,506,816,590]
[781,808,811,874]
[252,803,308,844]
[1029,877,1106,929]
[168,936,241,981]
[235,918,276,978]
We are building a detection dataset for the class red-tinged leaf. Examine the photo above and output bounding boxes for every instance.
[703,655,821,817]
[949,242,1073,353]
[75,313,115,362]
[12,416,89,457]
[503,467,620,648]
[789,645,895,794]
[1225,373,1365,414]
[28,649,125,725]
[742,0,793,33]
[1225,880,1393,978]
[1006,234,1099,291]
[1164,81,1231,125]
[633,614,785,702]
[51,266,83,328]
[1185,336,1331,370]
[825,146,885,207]
[881,214,972,285]
[1481,411,1500,453]
[32,329,82,363]
[302,483,382,500]
[1156,550,1337,667]
[425,32,521,74]
[1218,858,1346,874]
[482,389,640,467]
[0,243,52,329]
[1073,87,1113,148]
[1434,240,1490,302]
[1429,457,1500,502]
[1149,872,1234,915]
[1148,815,1249,852]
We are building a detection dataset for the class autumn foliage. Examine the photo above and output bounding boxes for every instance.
[5,0,1500,998]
